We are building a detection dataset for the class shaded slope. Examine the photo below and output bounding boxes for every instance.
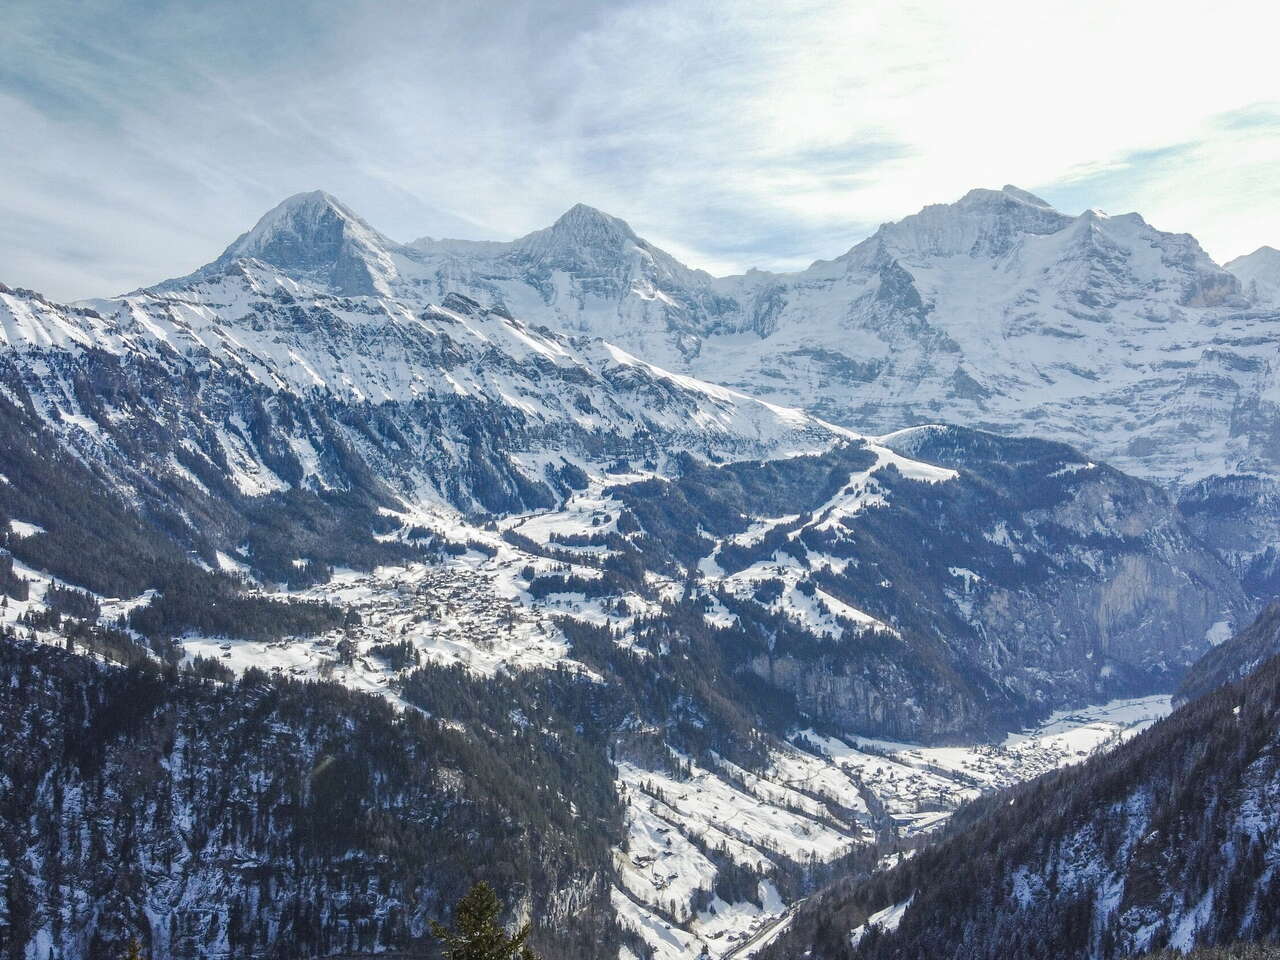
[1178,600,1280,704]
[762,652,1280,959]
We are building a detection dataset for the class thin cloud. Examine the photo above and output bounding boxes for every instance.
[2,0,1278,300]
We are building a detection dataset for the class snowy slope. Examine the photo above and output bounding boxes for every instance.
[0,266,845,523]
[279,186,1280,487]
[1226,246,1280,305]
[3,273,838,460]
[154,190,402,297]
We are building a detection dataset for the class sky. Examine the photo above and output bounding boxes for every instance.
[3,0,1279,301]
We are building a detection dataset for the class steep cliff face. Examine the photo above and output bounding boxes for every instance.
[745,652,991,742]
[1177,600,1280,705]
[1178,474,1280,601]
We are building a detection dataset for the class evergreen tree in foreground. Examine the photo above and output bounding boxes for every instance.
[430,882,541,960]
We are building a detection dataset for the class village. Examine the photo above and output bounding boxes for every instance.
[189,557,573,689]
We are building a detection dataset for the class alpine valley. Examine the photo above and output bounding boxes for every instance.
[1,186,1277,960]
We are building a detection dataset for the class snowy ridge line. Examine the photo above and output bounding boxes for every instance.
[0,272,842,455]
[20,183,1280,484]
[0,266,886,531]
[221,185,1280,486]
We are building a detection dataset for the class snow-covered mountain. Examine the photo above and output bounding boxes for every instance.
[2,265,839,518]
[281,186,1280,487]
[0,190,1264,960]
[1226,245,1280,305]
[155,190,404,297]
[1,189,1256,729]
[197,185,1280,603]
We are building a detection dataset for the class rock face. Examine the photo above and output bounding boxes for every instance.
[1177,599,1280,704]
[1177,474,1280,600]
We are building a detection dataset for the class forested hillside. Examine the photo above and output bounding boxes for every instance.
[762,646,1280,959]
[1179,600,1280,705]
[0,634,622,960]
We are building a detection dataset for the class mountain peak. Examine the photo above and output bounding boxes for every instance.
[1229,244,1280,265]
[956,184,1057,211]
[852,184,1072,263]
[547,203,638,242]
[1225,245,1280,304]
[158,191,399,297]
[270,188,346,212]
[510,202,642,268]
[999,184,1055,208]
[226,190,391,263]
[253,190,366,231]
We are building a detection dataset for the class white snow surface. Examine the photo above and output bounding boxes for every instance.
[262,185,1280,486]
[849,896,913,946]
[0,260,850,508]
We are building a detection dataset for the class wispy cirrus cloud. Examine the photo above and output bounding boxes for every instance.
[3,0,1278,300]
[1040,106,1280,257]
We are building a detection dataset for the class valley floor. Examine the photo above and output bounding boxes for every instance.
[613,695,1169,959]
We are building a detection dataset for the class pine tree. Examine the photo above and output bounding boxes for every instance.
[430,882,540,960]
